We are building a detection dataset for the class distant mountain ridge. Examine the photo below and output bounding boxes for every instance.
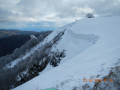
[0,29,39,38]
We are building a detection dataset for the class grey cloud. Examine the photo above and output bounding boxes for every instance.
[0,0,120,27]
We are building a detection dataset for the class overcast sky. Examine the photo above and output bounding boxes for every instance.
[0,0,120,31]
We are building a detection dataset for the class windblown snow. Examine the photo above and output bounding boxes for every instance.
[13,16,120,90]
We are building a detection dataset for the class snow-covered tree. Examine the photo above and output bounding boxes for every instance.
[86,13,94,18]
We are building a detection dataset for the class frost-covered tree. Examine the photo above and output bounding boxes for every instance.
[50,50,66,67]
[14,31,65,87]
[86,13,94,18]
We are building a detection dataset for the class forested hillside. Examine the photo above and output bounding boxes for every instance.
[0,31,51,57]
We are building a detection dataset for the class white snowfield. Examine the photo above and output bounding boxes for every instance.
[13,16,120,90]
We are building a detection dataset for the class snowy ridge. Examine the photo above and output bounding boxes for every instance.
[14,16,120,90]
[4,20,77,69]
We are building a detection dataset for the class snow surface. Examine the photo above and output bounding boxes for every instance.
[13,16,120,90]
[30,35,37,39]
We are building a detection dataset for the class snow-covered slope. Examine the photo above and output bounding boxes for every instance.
[14,16,120,90]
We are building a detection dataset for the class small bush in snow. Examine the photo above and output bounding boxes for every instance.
[86,13,94,18]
